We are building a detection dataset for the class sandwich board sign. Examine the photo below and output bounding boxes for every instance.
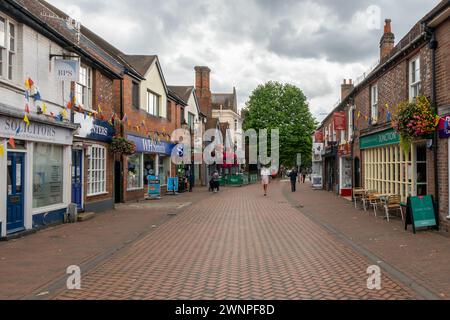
[405,195,438,234]
[147,175,161,200]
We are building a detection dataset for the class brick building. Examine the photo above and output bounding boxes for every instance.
[0,0,125,237]
[317,0,450,231]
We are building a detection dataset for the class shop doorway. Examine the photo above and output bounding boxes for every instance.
[354,157,361,188]
[7,152,25,234]
[71,150,83,211]
[114,161,122,203]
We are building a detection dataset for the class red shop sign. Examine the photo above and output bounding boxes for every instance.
[334,112,346,131]
[315,131,324,142]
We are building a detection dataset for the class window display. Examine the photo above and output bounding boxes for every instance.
[33,143,63,208]
[127,154,143,190]
[144,155,155,185]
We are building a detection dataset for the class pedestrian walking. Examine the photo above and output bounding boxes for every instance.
[261,166,270,196]
[289,167,298,192]
[302,169,307,184]
[210,170,220,193]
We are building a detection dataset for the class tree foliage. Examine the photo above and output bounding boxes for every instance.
[242,81,317,168]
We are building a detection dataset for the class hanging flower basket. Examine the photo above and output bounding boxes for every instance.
[111,136,136,156]
[392,96,439,155]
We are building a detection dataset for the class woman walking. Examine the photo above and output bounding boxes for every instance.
[261,166,270,196]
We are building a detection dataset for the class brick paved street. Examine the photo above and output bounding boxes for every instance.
[51,181,422,300]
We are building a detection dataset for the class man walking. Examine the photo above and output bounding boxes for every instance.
[289,167,298,192]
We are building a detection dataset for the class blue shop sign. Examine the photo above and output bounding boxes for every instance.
[74,112,115,143]
[127,134,175,156]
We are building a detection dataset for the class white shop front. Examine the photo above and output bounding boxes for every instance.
[0,114,76,237]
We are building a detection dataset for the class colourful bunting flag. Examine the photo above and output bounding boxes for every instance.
[23,114,30,127]
[42,103,47,114]
[122,114,128,122]
[445,119,449,131]
[8,136,16,149]
[25,104,30,114]
[0,144,4,157]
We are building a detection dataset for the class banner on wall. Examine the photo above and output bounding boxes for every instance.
[333,112,346,131]
[438,115,450,138]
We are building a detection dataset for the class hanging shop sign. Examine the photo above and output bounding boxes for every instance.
[360,128,400,150]
[74,112,115,143]
[333,112,346,131]
[54,59,80,82]
[127,134,175,156]
[314,131,324,143]
[405,195,438,234]
[338,143,351,156]
[438,114,450,138]
[0,115,73,145]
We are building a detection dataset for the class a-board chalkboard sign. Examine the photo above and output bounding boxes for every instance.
[405,195,438,234]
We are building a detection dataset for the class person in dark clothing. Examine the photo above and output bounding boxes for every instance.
[288,168,298,192]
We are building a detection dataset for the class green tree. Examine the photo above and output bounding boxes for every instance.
[243,81,317,168]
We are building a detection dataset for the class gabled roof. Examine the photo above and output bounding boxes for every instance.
[121,55,169,95]
[7,0,124,79]
[167,86,193,104]
[212,92,238,113]
[168,86,202,116]
[120,55,157,77]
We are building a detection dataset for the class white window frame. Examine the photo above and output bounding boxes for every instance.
[76,64,93,110]
[409,56,421,101]
[364,145,412,203]
[371,84,378,124]
[87,145,107,196]
[147,91,160,116]
[0,15,17,81]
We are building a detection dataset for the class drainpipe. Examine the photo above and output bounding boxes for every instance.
[428,26,439,227]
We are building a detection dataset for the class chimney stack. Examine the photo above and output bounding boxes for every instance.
[341,79,354,101]
[380,19,395,61]
[195,66,212,117]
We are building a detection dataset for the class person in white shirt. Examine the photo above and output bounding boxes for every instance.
[261,166,270,196]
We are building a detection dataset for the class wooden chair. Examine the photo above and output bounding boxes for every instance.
[352,188,365,209]
[384,195,404,222]
[361,190,376,212]
[367,192,381,217]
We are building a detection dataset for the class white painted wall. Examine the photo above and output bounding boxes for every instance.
[0,12,75,237]
[139,61,167,118]
[0,12,73,118]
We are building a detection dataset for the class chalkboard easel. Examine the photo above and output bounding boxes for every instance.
[405,195,439,234]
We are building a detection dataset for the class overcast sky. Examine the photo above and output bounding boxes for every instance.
[48,0,441,121]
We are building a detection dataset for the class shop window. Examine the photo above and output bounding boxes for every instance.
[144,155,156,185]
[409,56,421,101]
[415,142,427,196]
[87,145,107,196]
[364,145,412,203]
[127,154,143,190]
[159,156,170,186]
[76,64,93,109]
[33,143,64,208]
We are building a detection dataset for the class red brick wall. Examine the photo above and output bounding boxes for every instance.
[435,18,450,231]
[114,75,183,203]
[80,68,116,208]
[435,18,450,108]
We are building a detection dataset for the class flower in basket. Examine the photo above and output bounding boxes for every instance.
[111,136,136,156]
[392,96,438,155]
